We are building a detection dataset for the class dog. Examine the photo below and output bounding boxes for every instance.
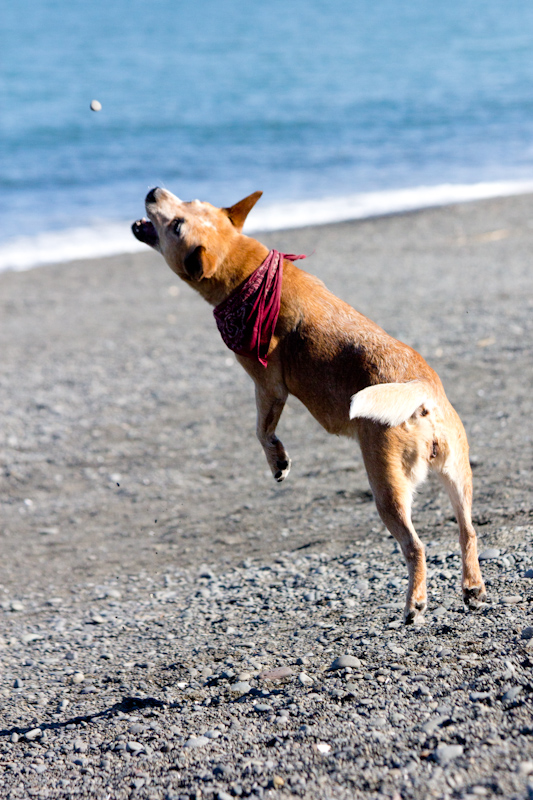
[132,187,487,624]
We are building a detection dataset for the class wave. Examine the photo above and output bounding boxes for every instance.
[2,179,533,273]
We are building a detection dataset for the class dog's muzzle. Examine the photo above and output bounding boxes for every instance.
[131,217,159,247]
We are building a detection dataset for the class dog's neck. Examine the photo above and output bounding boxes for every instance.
[196,235,270,306]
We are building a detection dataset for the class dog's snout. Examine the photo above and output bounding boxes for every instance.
[145,187,160,205]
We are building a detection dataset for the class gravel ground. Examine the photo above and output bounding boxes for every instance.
[0,193,532,799]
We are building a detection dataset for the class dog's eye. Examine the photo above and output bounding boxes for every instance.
[173,218,185,235]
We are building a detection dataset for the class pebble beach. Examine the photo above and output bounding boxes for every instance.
[1,194,533,799]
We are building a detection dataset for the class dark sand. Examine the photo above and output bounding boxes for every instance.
[0,194,532,800]
[1,194,531,592]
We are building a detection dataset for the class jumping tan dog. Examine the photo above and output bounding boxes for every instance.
[132,187,486,624]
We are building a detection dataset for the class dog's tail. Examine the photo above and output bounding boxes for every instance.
[349,380,434,428]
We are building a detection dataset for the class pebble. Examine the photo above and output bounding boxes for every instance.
[521,627,533,640]
[298,671,314,685]
[184,736,210,749]
[478,548,500,561]
[127,741,144,753]
[315,742,332,754]
[71,672,85,684]
[329,654,362,670]
[259,666,294,681]
[434,744,464,764]
[502,686,522,702]
[90,99,102,112]
[229,681,251,694]
[501,595,522,604]
[24,729,42,741]
[470,691,491,701]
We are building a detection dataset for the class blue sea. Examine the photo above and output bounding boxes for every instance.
[3,0,533,270]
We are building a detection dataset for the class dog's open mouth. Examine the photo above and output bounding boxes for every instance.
[132,217,159,248]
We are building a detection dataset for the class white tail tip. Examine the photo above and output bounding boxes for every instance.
[349,381,433,428]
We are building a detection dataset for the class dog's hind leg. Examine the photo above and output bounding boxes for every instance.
[254,383,291,482]
[358,422,429,624]
[432,415,486,610]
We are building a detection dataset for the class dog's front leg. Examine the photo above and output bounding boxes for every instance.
[255,383,291,482]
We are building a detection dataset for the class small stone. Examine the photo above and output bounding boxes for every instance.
[90,99,102,112]
[254,703,273,713]
[127,741,144,753]
[478,548,500,561]
[422,716,446,735]
[184,736,209,749]
[521,628,533,640]
[259,667,294,681]
[315,742,331,754]
[229,681,251,694]
[272,775,284,788]
[299,672,314,685]
[501,595,522,604]
[329,655,362,670]
[71,672,85,684]
[434,744,463,764]
[519,761,533,776]
[13,678,23,689]
[203,730,221,739]
[524,569,533,579]
[502,686,522,702]
[10,733,19,743]
[89,614,105,624]
[470,691,491,701]
[10,602,24,612]
[25,729,42,741]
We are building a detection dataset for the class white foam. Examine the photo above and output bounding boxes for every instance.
[1,179,533,273]
[247,179,533,232]
[0,223,147,273]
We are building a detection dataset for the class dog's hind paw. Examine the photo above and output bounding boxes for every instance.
[274,458,291,482]
[463,584,487,611]
[403,601,427,625]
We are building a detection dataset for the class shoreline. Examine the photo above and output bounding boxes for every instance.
[3,179,533,273]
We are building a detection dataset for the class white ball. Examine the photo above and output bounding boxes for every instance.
[90,99,102,112]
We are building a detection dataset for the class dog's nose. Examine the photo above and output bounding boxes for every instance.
[145,187,160,205]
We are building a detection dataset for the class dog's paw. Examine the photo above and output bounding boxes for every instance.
[463,584,487,611]
[274,458,291,482]
[403,600,427,625]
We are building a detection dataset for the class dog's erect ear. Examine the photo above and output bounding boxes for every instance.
[183,245,217,281]
[224,191,263,232]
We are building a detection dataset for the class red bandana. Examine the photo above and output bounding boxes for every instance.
[213,250,306,367]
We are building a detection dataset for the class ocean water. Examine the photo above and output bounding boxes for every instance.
[2,0,533,270]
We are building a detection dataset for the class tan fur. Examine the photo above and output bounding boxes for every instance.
[132,188,487,624]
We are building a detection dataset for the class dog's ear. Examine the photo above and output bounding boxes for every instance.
[224,191,263,231]
[183,245,217,281]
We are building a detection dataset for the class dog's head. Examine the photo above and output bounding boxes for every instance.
[132,188,263,284]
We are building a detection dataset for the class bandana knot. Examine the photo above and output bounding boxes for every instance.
[213,250,306,367]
